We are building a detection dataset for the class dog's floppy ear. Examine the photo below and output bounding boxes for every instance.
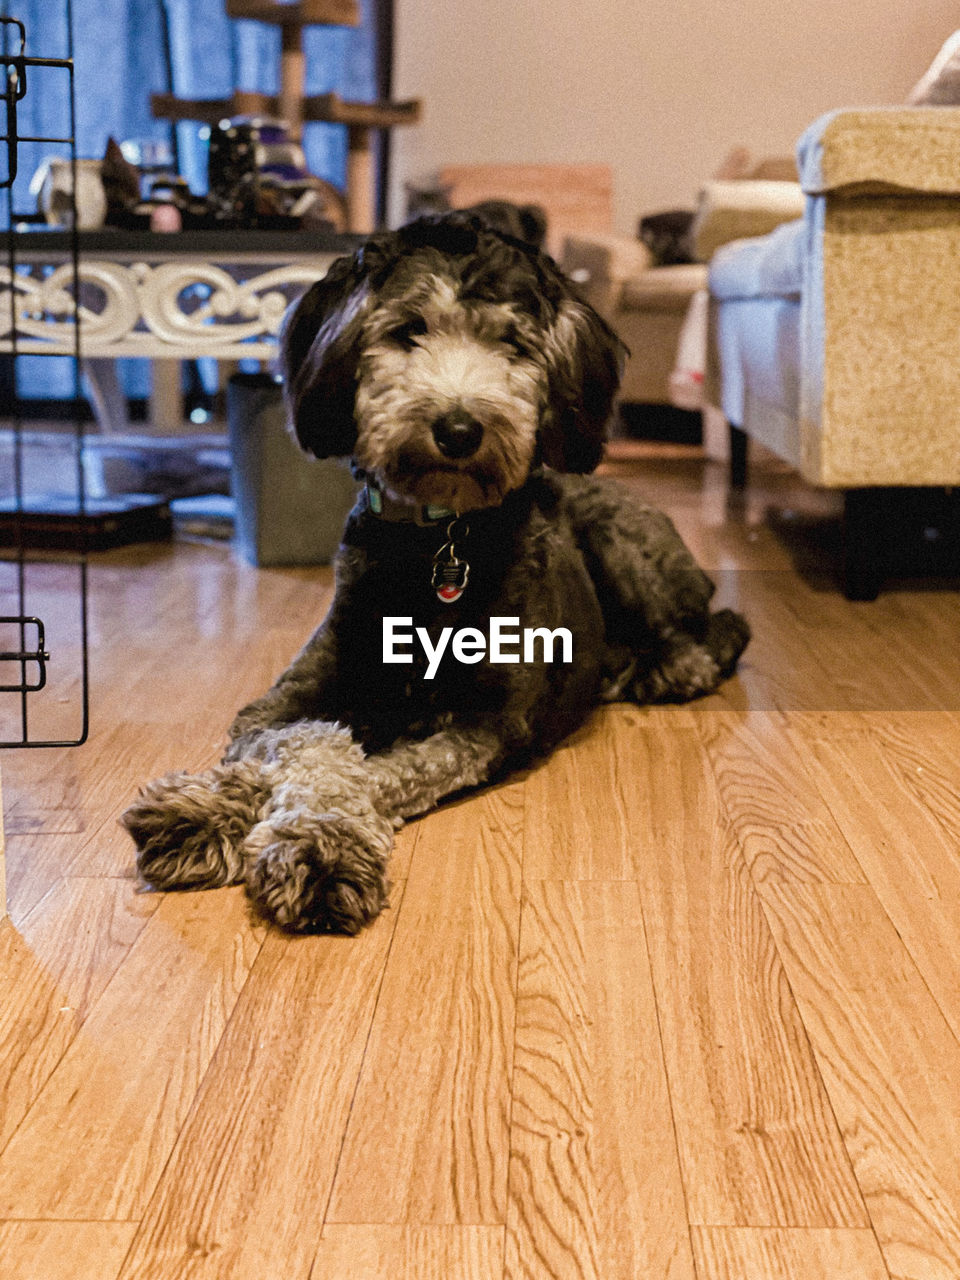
[279,252,372,458]
[539,294,627,474]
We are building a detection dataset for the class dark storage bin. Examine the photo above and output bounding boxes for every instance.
[227,371,359,566]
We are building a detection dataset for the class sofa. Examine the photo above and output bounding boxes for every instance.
[707,105,960,598]
[560,163,804,406]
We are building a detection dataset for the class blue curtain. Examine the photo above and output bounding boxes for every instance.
[6,0,376,402]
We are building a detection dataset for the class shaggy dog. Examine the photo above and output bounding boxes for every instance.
[122,214,749,934]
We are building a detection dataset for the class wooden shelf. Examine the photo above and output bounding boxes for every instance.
[225,0,358,25]
[306,92,422,129]
[151,91,421,131]
[151,93,265,126]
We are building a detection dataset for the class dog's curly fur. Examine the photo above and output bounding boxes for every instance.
[122,213,750,934]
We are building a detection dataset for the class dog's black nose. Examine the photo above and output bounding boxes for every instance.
[432,410,484,460]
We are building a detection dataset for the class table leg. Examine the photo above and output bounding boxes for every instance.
[150,359,186,434]
[82,358,130,433]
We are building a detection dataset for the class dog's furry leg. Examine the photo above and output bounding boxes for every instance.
[564,476,719,634]
[244,807,393,935]
[704,608,752,679]
[121,759,271,890]
[242,722,506,933]
[123,721,393,932]
[238,720,394,935]
[633,609,751,703]
[561,476,750,701]
[364,725,506,821]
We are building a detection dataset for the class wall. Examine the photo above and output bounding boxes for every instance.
[389,0,958,233]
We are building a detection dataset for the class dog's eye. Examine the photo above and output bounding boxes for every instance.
[389,318,429,349]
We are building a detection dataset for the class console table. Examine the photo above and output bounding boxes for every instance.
[1,228,359,431]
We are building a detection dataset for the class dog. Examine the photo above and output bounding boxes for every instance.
[122,213,749,935]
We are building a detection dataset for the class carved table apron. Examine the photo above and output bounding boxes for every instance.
[1,229,357,432]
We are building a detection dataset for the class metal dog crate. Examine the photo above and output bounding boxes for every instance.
[1,8,89,747]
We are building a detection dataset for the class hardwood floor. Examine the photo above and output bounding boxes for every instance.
[1,443,959,1279]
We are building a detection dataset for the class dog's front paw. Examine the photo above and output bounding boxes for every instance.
[244,814,393,935]
[705,607,751,677]
[122,764,270,891]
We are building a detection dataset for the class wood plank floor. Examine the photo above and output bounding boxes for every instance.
[2,442,959,1279]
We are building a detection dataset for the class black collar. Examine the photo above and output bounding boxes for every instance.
[361,469,549,522]
[362,478,458,527]
[343,471,552,605]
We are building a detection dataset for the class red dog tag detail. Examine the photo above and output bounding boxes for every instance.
[432,555,469,603]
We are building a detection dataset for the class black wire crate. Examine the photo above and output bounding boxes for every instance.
[0,8,89,747]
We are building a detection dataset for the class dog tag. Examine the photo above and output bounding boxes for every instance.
[432,554,470,603]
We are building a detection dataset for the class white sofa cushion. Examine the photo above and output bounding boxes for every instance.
[621,263,708,311]
[691,180,805,261]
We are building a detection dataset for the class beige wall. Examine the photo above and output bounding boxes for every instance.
[390,1,958,233]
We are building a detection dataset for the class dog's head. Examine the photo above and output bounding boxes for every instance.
[281,213,626,512]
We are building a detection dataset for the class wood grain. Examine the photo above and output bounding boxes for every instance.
[758,883,960,1279]
[0,767,4,921]
[0,888,262,1219]
[386,811,422,885]
[1,832,79,926]
[505,880,695,1280]
[0,877,156,1152]
[698,711,866,886]
[729,573,943,715]
[326,783,523,1225]
[6,549,332,842]
[0,1221,137,1280]
[521,709,637,881]
[3,764,84,837]
[311,1226,504,1278]
[835,712,960,841]
[614,724,865,1228]
[118,919,398,1280]
[791,730,960,1043]
[854,592,960,711]
[690,1227,889,1279]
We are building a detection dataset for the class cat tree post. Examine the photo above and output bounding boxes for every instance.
[305,93,421,231]
[152,0,421,233]
[280,20,306,143]
[227,1,356,147]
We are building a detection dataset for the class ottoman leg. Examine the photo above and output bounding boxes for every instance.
[842,488,885,601]
[729,422,748,490]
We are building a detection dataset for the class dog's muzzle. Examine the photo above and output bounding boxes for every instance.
[432,409,484,460]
